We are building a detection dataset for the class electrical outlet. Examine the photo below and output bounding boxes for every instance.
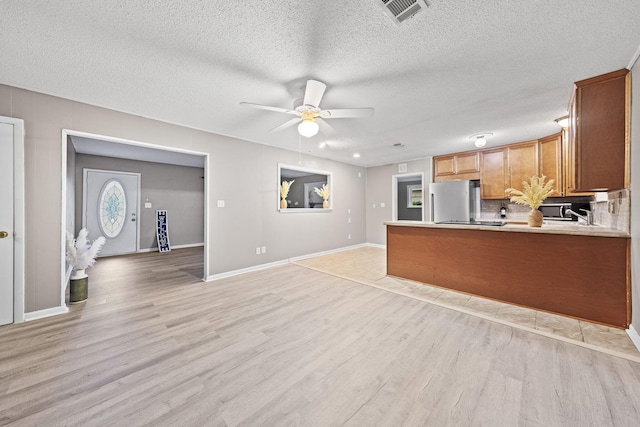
[261,246,266,254]
[380,202,386,208]
[348,218,351,223]
[255,247,261,255]
[348,234,352,240]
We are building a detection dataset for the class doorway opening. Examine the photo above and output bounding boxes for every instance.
[392,173,425,222]
[61,130,209,306]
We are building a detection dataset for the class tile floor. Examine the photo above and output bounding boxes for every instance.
[293,246,640,360]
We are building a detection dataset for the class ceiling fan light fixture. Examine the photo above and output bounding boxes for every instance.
[298,119,319,138]
[470,133,493,148]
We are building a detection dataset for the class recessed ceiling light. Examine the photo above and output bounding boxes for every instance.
[353,153,361,158]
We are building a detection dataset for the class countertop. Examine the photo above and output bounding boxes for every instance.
[384,220,630,238]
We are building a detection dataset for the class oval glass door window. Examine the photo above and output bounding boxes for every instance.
[98,179,126,238]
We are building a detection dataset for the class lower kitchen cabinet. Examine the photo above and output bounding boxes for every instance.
[387,224,630,328]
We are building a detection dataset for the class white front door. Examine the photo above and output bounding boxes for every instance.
[83,169,140,257]
[0,122,14,325]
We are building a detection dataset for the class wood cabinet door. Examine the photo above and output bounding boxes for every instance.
[455,152,479,174]
[508,141,539,191]
[480,148,507,199]
[574,69,629,191]
[434,155,455,177]
[539,133,562,196]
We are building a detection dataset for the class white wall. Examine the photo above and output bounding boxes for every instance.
[0,84,367,313]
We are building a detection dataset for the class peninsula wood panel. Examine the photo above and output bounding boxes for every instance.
[386,226,629,328]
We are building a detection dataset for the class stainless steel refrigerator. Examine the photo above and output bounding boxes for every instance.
[428,180,480,223]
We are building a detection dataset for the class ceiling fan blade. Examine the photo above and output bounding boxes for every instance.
[303,80,327,108]
[240,102,297,115]
[270,117,301,133]
[319,108,375,119]
[316,118,336,136]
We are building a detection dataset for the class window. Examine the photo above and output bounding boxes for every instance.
[99,179,126,237]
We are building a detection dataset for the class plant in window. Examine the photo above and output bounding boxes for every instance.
[280,180,294,209]
[313,184,331,208]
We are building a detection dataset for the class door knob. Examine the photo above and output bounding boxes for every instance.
[0,231,8,238]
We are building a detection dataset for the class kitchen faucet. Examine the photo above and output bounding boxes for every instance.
[566,208,594,225]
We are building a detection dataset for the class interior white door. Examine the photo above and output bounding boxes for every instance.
[0,123,14,326]
[83,169,140,257]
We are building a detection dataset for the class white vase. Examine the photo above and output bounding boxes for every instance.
[71,269,88,279]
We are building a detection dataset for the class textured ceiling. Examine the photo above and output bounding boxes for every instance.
[1,0,640,167]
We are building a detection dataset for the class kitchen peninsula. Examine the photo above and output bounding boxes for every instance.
[386,221,630,328]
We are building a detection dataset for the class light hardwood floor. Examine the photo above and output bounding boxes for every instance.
[1,247,640,426]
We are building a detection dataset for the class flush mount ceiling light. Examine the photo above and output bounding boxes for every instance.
[470,133,493,148]
[555,115,569,128]
[297,111,319,137]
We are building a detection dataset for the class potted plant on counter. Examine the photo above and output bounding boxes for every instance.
[506,175,555,227]
[65,228,106,303]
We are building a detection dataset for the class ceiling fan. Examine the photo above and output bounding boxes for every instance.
[240,80,374,138]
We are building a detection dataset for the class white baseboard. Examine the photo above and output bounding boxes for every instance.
[206,243,384,282]
[627,324,640,352]
[138,242,204,253]
[206,259,289,281]
[289,243,370,262]
[24,305,69,322]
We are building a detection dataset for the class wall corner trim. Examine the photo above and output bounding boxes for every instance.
[627,324,640,352]
[24,305,69,322]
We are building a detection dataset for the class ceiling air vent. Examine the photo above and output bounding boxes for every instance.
[375,0,429,25]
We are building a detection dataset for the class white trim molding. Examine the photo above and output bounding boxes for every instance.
[206,259,289,282]
[24,305,69,322]
[627,325,640,352]
[206,243,380,282]
[138,242,205,253]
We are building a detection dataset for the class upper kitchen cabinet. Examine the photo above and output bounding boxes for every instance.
[433,151,480,182]
[568,69,630,192]
[479,147,507,199]
[538,133,563,196]
[480,140,539,199]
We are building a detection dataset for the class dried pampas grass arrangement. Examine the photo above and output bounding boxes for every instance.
[313,184,330,201]
[280,180,294,199]
[505,175,555,209]
[66,228,106,271]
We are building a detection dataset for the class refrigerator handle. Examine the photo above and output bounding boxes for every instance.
[430,192,435,222]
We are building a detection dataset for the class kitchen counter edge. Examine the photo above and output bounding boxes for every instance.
[384,221,630,238]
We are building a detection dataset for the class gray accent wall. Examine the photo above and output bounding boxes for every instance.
[74,154,205,250]
[397,180,423,221]
[0,84,366,313]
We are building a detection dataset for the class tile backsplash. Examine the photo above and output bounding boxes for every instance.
[592,189,630,233]
[480,189,630,233]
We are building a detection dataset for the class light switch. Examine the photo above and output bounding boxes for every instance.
[144,202,152,209]
[380,202,386,208]
[217,200,225,208]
